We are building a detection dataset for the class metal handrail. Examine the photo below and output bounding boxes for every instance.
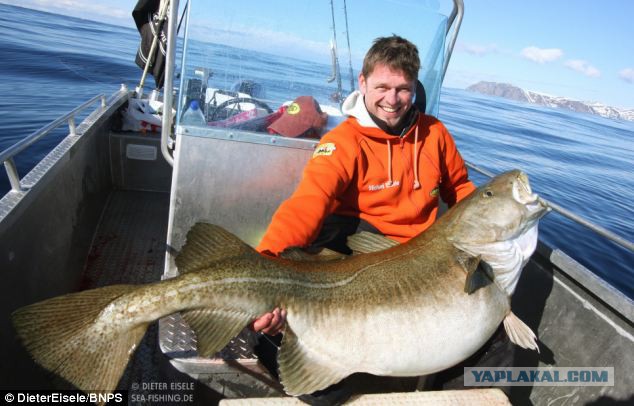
[442,0,464,81]
[0,94,106,192]
[465,161,634,252]
[160,0,179,167]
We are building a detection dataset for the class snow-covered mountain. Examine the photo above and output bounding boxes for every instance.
[466,81,634,122]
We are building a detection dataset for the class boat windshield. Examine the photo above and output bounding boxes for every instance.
[176,0,448,140]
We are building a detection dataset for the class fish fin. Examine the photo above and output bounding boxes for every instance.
[181,308,254,357]
[279,248,347,262]
[503,311,540,353]
[464,261,494,294]
[11,285,147,394]
[176,223,254,274]
[346,231,399,254]
[277,325,348,396]
[456,250,480,274]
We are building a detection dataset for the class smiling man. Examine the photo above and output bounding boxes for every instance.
[253,34,475,332]
[252,34,476,405]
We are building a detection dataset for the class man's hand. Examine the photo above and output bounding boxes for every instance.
[251,307,287,335]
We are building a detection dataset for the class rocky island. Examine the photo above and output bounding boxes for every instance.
[467,81,634,122]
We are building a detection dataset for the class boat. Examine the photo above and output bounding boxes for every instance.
[1,0,632,404]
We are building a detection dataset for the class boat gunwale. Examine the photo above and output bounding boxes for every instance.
[0,89,130,229]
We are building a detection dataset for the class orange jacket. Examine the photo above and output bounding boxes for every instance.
[257,92,475,255]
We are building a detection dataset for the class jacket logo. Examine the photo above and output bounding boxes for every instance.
[369,180,400,191]
[313,142,336,158]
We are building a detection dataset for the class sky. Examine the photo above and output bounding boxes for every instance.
[4,0,633,109]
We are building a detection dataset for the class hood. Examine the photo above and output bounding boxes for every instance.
[342,90,378,128]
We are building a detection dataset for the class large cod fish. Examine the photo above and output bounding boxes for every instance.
[13,170,548,396]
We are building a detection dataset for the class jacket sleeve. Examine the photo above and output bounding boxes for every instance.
[256,133,357,255]
[437,121,476,207]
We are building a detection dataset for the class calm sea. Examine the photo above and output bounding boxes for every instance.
[1,4,632,299]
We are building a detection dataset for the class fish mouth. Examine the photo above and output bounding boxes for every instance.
[512,172,536,204]
[513,172,549,220]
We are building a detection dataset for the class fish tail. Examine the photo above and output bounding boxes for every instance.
[11,285,146,394]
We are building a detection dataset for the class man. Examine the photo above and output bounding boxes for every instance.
[252,35,476,336]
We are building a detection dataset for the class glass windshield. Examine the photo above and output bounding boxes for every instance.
[176,0,448,139]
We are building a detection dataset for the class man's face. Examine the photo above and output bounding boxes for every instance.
[359,63,416,129]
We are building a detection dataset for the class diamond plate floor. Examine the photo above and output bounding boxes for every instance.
[79,189,222,404]
[81,189,169,288]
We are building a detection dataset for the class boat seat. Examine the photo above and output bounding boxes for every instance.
[414,80,427,114]
[218,388,511,405]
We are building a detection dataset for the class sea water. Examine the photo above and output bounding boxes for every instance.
[0,4,632,298]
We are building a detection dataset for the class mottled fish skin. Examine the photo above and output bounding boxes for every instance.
[11,170,548,397]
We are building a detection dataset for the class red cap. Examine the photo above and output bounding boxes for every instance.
[268,96,328,138]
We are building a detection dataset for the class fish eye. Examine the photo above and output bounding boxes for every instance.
[483,190,494,198]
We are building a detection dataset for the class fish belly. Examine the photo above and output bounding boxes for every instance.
[286,283,509,377]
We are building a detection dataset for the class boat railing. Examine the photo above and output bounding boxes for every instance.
[465,161,634,253]
[0,94,107,193]
[159,0,179,167]
[443,0,464,81]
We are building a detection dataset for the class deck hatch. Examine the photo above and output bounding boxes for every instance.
[126,143,157,161]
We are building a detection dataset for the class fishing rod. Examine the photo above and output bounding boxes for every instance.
[327,0,343,102]
[136,0,171,96]
[342,0,355,92]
